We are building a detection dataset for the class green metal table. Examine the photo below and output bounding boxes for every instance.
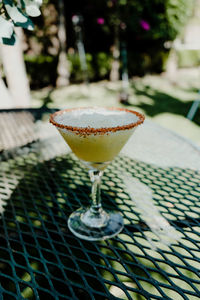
[0,108,200,300]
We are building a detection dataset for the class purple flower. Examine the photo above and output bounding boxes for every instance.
[97,18,105,25]
[140,20,150,31]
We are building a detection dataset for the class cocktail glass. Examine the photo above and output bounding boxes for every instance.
[50,107,144,241]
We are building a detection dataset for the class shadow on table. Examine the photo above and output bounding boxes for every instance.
[0,152,200,299]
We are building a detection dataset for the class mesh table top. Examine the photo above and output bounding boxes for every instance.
[0,108,200,300]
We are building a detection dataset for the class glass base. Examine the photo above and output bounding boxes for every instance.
[68,207,124,241]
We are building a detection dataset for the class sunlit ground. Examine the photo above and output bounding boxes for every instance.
[31,69,200,146]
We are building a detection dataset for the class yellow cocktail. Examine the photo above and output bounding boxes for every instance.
[50,107,144,240]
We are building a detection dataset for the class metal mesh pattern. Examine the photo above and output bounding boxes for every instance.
[0,111,37,151]
[0,110,200,300]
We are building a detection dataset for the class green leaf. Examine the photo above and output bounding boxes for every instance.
[0,15,14,38]
[0,32,16,45]
[24,0,41,17]
[3,0,34,30]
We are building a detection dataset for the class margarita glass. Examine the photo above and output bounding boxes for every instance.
[50,107,144,241]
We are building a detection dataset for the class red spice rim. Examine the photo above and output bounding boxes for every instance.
[49,107,145,134]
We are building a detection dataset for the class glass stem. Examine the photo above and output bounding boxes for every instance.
[89,169,103,214]
[81,169,108,228]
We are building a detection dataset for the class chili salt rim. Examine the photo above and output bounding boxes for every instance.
[49,107,145,134]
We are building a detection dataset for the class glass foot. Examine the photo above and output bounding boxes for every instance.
[68,207,124,241]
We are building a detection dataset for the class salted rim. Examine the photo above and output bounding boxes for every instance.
[49,107,145,134]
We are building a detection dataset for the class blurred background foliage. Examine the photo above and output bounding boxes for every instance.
[23,0,195,88]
